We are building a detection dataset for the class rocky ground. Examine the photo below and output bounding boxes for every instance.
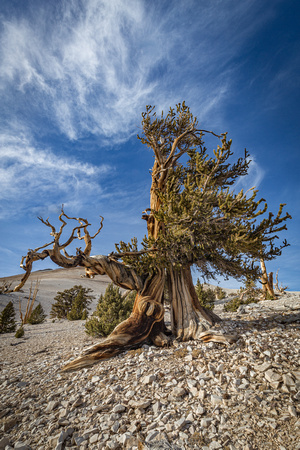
[0,293,300,450]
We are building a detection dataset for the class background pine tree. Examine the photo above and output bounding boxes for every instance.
[50,285,94,319]
[15,326,24,338]
[0,301,16,333]
[67,289,90,320]
[194,279,215,311]
[27,303,46,324]
[85,284,135,337]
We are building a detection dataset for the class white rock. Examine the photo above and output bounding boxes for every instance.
[45,401,59,412]
[91,375,101,383]
[255,362,272,372]
[120,433,132,446]
[288,405,297,417]
[13,443,30,450]
[113,404,126,413]
[172,386,186,397]
[265,369,282,383]
[111,421,120,433]
[196,406,205,415]
[142,374,156,384]
[153,401,161,415]
[201,418,211,428]
[89,434,99,444]
[211,394,223,406]
[199,389,206,400]
[175,417,187,430]
[209,441,222,449]
[145,430,160,442]
[282,374,295,386]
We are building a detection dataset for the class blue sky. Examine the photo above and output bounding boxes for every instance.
[0,0,299,290]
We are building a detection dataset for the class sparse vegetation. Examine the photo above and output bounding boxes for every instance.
[0,301,16,334]
[224,295,259,312]
[19,280,40,324]
[27,303,46,324]
[50,285,94,320]
[238,277,261,303]
[15,326,24,338]
[0,281,12,294]
[215,286,226,300]
[85,284,135,337]
[224,277,260,311]
[194,279,215,311]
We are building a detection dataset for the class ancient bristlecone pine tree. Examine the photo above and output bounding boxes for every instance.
[14,103,291,371]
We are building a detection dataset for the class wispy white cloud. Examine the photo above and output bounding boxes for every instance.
[0,131,111,219]
[0,0,273,143]
[235,157,265,192]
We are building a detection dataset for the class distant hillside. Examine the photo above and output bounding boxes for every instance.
[0,267,112,316]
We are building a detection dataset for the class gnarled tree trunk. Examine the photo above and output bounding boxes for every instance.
[62,264,166,371]
[15,208,237,372]
[168,265,221,340]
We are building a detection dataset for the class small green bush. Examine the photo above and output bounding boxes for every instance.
[85,284,135,337]
[224,296,259,312]
[238,277,260,302]
[194,279,215,311]
[27,303,46,324]
[15,326,24,338]
[0,301,16,334]
[215,286,226,300]
[67,288,91,320]
[50,285,94,320]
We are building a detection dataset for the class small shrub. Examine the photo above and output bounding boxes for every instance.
[85,284,135,337]
[19,280,40,324]
[67,288,90,321]
[0,301,16,334]
[15,326,24,338]
[224,296,259,312]
[215,286,226,300]
[194,279,215,310]
[50,285,94,319]
[0,281,12,294]
[27,303,46,324]
[238,277,260,303]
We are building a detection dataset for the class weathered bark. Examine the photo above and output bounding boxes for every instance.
[260,259,275,298]
[13,210,103,292]
[62,297,164,371]
[13,251,49,291]
[168,266,218,340]
[61,266,167,371]
[167,266,236,344]
[275,270,288,294]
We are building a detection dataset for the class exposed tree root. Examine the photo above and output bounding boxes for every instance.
[61,297,164,372]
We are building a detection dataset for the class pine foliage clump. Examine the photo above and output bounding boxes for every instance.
[224,296,259,312]
[194,279,215,311]
[215,286,226,300]
[15,326,24,338]
[0,301,16,334]
[67,288,90,321]
[50,285,94,320]
[224,277,260,311]
[85,284,135,337]
[27,303,46,324]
